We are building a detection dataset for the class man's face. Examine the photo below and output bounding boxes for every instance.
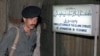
[23,17,38,29]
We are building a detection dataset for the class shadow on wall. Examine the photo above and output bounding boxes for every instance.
[9,16,22,25]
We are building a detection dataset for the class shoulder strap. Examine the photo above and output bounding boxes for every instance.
[9,27,19,56]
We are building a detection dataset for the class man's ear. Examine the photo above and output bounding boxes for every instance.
[23,17,26,22]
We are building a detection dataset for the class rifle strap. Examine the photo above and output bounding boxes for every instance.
[9,27,19,56]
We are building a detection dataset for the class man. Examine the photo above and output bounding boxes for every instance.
[0,6,41,56]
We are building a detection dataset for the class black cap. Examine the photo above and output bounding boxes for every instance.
[22,6,41,18]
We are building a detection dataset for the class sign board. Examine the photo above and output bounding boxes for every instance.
[53,4,99,36]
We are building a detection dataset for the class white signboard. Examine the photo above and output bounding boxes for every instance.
[53,4,99,36]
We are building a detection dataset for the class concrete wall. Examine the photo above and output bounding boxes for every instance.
[8,0,43,26]
[0,0,7,40]
[8,0,43,20]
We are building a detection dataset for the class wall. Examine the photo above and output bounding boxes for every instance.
[8,0,43,19]
[40,0,55,56]
[8,0,43,25]
[0,0,7,40]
